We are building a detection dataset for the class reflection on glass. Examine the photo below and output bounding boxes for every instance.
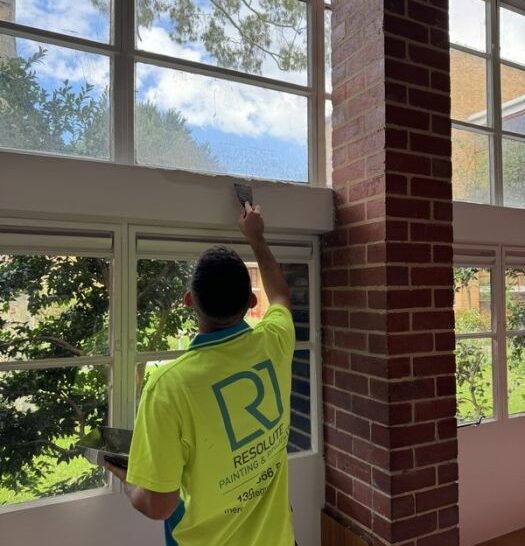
[452,128,490,204]
[288,349,311,453]
[135,63,308,182]
[454,267,492,334]
[0,365,108,506]
[0,37,110,158]
[507,336,525,416]
[502,138,525,208]
[136,259,196,353]
[500,7,525,67]
[450,50,487,125]
[506,268,525,330]
[449,0,486,52]
[282,263,310,342]
[135,0,307,85]
[501,64,525,135]
[455,338,494,423]
[0,255,110,362]
[136,359,175,408]
[325,9,332,93]
[326,99,333,186]
[0,0,111,43]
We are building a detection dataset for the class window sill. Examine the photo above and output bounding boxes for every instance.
[0,150,334,235]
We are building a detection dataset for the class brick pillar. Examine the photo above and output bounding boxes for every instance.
[322,1,458,545]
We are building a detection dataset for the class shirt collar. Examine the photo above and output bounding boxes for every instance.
[188,319,252,351]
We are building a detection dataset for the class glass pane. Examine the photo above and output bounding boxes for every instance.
[507,336,525,415]
[0,0,111,43]
[0,365,109,506]
[288,349,311,453]
[326,99,333,187]
[325,9,332,93]
[501,64,525,134]
[500,6,525,67]
[452,128,490,203]
[502,137,525,208]
[0,255,110,362]
[449,0,486,52]
[135,0,307,85]
[450,50,488,125]
[135,63,308,182]
[456,338,494,423]
[0,37,110,159]
[137,259,196,352]
[506,268,525,330]
[454,267,492,334]
[282,263,310,342]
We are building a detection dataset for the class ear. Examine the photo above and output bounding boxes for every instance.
[249,292,258,310]
[184,291,193,308]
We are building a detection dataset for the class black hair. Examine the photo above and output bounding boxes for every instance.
[191,246,252,323]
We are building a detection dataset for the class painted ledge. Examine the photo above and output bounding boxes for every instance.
[0,151,334,234]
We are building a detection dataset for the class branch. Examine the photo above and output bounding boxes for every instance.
[19,439,79,458]
[35,336,84,356]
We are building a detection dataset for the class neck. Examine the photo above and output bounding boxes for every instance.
[198,317,243,334]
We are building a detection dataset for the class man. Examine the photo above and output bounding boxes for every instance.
[106,202,296,546]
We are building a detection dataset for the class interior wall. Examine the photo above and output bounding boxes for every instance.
[455,202,525,545]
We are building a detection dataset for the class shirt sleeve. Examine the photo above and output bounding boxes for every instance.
[257,303,296,360]
[126,380,187,493]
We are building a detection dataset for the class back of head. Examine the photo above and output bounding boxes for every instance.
[191,246,251,324]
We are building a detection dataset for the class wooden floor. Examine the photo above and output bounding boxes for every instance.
[477,528,525,546]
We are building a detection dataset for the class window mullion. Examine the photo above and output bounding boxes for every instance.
[495,245,509,421]
[488,0,504,206]
[113,0,135,165]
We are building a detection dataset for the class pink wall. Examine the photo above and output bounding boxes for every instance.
[459,418,525,545]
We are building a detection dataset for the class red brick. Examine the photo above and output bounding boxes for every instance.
[387,242,431,263]
[386,58,430,86]
[410,133,451,156]
[350,266,387,286]
[386,105,430,130]
[432,157,452,178]
[351,354,389,378]
[323,268,349,287]
[323,366,335,386]
[412,310,454,330]
[438,418,458,439]
[324,385,351,409]
[389,332,434,355]
[323,348,350,369]
[391,447,414,471]
[333,159,366,185]
[385,35,406,58]
[411,266,453,286]
[335,370,369,395]
[410,222,453,243]
[385,81,408,104]
[374,422,435,448]
[325,425,353,454]
[367,199,386,220]
[337,491,372,528]
[387,312,411,332]
[433,244,453,263]
[438,462,459,484]
[415,398,456,421]
[439,506,459,528]
[350,311,386,331]
[352,395,412,425]
[408,1,448,29]
[409,88,450,114]
[333,288,367,308]
[389,378,435,401]
[336,410,371,440]
[434,201,453,221]
[322,309,349,328]
[409,43,449,70]
[387,197,431,219]
[349,176,385,201]
[413,354,455,376]
[326,465,353,495]
[388,289,432,309]
[411,177,452,199]
[434,288,453,307]
[432,70,451,92]
[435,331,456,351]
[437,375,456,396]
[348,222,386,244]
[384,14,429,44]
[333,246,367,266]
[335,330,368,351]
[432,113,451,135]
[391,513,437,542]
[337,451,372,483]
[416,484,458,512]
[391,467,436,495]
[354,481,373,507]
[336,203,366,225]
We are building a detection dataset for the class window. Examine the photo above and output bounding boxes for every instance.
[454,247,525,425]
[449,0,525,206]
[0,0,331,185]
[132,238,315,453]
[454,266,495,423]
[0,231,114,506]
[0,223,321,510]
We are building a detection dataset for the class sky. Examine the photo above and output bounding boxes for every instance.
[3,0,525,182]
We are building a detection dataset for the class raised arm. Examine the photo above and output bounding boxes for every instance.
[239,202,291,310]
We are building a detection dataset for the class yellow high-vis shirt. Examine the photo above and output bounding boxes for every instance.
[127,304,296,546]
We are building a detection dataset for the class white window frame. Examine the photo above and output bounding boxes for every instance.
[454,243,525,428]
[450,0,525,206]
[0,217,323,512]
[0,0,331,186]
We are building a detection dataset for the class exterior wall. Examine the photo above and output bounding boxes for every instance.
[322,0,458,544]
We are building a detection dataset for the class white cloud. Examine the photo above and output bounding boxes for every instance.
[137,63,307,144]
[136,24,307,144]
[15,0,109,42]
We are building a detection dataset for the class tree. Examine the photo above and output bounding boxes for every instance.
[0,255,197,501]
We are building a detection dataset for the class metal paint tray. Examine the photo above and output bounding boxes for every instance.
[76,426,132,469]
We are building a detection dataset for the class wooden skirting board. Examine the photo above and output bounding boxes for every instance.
[477,528,525,546]
[321,511,370,546]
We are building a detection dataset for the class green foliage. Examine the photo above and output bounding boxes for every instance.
[455,339,492,421]
[0,48,109,157]
[135,0,307,75]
